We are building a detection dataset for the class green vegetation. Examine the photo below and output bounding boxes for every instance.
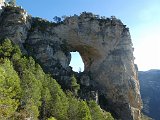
[78,100,92,120]
[30,17,63,33]
[47,117,57,120]
[70,74,80,95]
[0,59,21,120]
[67,92,79,120]
[88,101,114,120]
[0,39,114,120]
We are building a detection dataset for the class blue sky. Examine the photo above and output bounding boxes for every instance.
[16,0,160,71]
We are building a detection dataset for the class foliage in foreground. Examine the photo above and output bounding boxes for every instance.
[0,39,114,120]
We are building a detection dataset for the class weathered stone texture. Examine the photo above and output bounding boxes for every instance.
[0,7,142,120]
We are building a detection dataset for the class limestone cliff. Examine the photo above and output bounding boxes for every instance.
[0,6,142,120]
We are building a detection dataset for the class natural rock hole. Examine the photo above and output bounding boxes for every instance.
[69,52,84,73]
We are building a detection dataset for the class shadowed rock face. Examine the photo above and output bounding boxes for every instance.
[0,6,142,120]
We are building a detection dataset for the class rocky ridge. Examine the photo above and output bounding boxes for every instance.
[0,6,142,120]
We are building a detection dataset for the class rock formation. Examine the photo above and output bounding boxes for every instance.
[0,6,142,120]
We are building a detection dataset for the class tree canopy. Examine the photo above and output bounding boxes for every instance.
[0,39,114,120]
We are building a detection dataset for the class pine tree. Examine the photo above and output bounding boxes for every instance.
[38,69,52,120]
[77,100,92,120]
[88,100,105,120]
[70,74,80,95]
[13,56,42,119]
[0,38,14,58]
[88,100,104,120]
[0,39,114,120]
[88,100,114,120]
[46,75,69,120]
[20,69,42,120]
[0,59,21,119]
[67,92,79,120]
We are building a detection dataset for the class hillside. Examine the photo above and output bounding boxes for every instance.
[0,39,114,120]
[139,70,160,120]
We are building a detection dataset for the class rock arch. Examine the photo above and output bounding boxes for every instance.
[52,15,142,120]
[0,7,142,120]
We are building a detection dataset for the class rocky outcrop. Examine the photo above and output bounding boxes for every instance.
[0,6,31,52]
[0,6,142,120]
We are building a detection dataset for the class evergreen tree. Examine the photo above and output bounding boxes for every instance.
[40,87,51,120]
[46,75,69,120]
[88,100,105,120]
[78,100,92,120]
[53,16,61,23]
[88,100,114,120]
[20,69,42,120]
[0,38,14,58]
[67,92,79,120]
[70,74,80,95]
[39,71,52,120]
[0,59,21,119]
[12,56,42,119]
[0,39,114,120]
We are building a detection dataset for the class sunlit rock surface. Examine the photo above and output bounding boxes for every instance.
[0,6,142,120]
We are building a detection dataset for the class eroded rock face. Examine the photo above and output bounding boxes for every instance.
[0,7,142,120]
